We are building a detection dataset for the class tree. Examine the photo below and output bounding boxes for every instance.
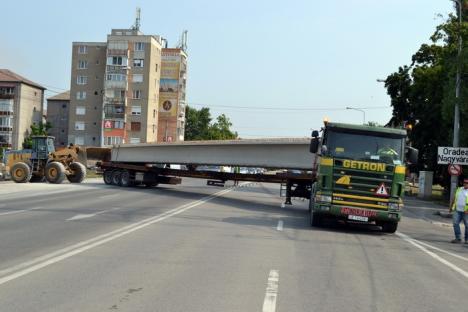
[185,106,237,140]
[383,3,468,187]
[23,122,52,149]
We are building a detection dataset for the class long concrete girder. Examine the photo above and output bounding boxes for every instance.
[111,138,316,170]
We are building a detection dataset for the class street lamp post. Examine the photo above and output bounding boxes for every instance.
[346,107,366,124]
[450,0,463,201]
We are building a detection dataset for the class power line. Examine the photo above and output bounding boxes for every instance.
[187,102,390,111]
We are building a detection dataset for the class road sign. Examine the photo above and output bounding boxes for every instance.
[375,183,388,196]
[437,147,468,165]
[448,164,463,176]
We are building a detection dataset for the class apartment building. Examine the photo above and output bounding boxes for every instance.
[157,48,187,142]
[0,69,45,150]
[68,28,163,146]
[46,90,70,147]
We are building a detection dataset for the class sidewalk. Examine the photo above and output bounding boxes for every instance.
[403,196,453,228]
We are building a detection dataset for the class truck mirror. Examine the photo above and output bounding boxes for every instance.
[311,130,319,138]
[310,138,319,153]
[406,146,418,164]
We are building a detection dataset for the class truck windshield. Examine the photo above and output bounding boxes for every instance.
[325,130,405,165]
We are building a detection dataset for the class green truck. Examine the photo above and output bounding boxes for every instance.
[309,122,418,233]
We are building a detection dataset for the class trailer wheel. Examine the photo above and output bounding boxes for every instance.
[103,170,113,185]
[120,170,132,187]
[67,162,86,183]
[111,170,122,186]
[10,162,31,183]
[381,222,398,233]
[45,162,66,184]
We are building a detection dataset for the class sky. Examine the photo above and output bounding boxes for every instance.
[0,0,455,138]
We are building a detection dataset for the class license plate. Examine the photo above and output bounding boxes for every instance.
[348,215,368,222]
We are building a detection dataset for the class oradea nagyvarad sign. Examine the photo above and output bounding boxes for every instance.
[437,147,468,165]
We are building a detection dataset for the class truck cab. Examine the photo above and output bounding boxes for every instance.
[310,122,417,233]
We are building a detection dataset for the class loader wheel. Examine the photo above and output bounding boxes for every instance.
[30,174,46,183]
[67,162,86,183]
[103,170,113,185]
[45,162,66,184]
[381,221,398,233]
[10,162,31,183]
[111,170,122,186]
[120,170,132,187]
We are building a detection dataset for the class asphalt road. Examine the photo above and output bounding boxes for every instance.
[0,178,467,312]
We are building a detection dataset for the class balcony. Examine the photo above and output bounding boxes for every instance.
[104,104,125,119]
[107,49,129,57]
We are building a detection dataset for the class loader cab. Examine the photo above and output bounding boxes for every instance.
[31,136,55,160]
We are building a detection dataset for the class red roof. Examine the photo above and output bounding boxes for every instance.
[0,69,46,90]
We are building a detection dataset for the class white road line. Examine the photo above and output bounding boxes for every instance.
[99,194,119,199]
[263,270,279,312]
[398,233,468,263]
[0,188,234,286]
[66,207,121,221]
[396,232,468,279]
[276,220,283,231]
[0,206,42,217]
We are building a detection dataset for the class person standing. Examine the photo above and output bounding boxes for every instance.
[449,178,468,243]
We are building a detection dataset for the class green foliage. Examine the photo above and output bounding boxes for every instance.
[383,3,468,186]
[185,106,238,140]
[365,121,381,127]
[22,122,52,149]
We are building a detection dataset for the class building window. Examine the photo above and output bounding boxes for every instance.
[76,106,86,115]
[75,121,85,130]
[0,117,12,127]
[131,106,141,115]
[78,45,88,54]
[132,74,143,83]
[131,122,141,131]
[132,90,141,99]
[105,136,123,145]
[106,74,126,81]
[76,76,88,85]
[114,120,125,129]
[155,63,158,72]
[75,136,85,145]
[153,124,155,133]
[107,56,127,66]
[76,91,87,100]
[134,42,145,51]
[133,59,144,67]
[130,137,141,144]
[153,109,156,118]
[78,60,88,69]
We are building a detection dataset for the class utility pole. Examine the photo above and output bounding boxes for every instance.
[450,0,463,201]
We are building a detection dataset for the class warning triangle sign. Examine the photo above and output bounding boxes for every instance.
[375,183,388,196]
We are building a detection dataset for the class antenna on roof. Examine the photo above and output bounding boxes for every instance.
[132,7,141,31]
[176,30,188,52]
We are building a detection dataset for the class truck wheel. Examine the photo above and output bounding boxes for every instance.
[103,170,113,185]
[120,170,132,187]
[45,162,66,184]
[67,162,86,183]
[111,170,122,186]
[10,162,31,183]
[30,174,46,183]
[382,222,398,233]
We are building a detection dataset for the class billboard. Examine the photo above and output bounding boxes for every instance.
[159,78,178,93]
[159,94,177,117]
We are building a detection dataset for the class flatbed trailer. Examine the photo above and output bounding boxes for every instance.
[97,138,317,203]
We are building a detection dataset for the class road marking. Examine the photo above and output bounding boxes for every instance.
[262,270,279,312]
[397,232,468,279]
[398,233,468,263]
[0,206,42,217]
[99,194,119,199]
[276,220,283,231]
[0,188,233,286]
[66,208,121,221]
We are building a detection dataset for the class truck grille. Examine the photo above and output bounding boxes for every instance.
[331,159,394,209]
